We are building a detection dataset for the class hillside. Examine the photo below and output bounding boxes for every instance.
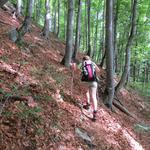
[0,8,150,150]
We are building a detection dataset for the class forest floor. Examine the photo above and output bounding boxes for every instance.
[0,8,150,150]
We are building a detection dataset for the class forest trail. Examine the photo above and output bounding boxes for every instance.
[0,8,150,150]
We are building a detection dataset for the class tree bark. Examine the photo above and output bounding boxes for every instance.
[115,0,137,93]
[84,1,88,51]
[53,0,57,34]
[92,11,99,59]
[35,0,41,23]
[16,0,33,43]
[87,0,91,56]
[61,0,74,67]
[57,0,60,37]
[63,0,67,40]
[42,0,50,38]
[105,0,114,108]
[113,0,119,73]
[72,0,81,60]
[16,0,22,16]
[99,0,105,65]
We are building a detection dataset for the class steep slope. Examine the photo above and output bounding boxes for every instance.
[0,8,150,150]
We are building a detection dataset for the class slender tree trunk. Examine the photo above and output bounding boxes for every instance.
[113,0,119,73]
[61,0,74,67]
[16,0,33,42]
[92,11,99,59]
[105,0,114,108]
[57,0,60,37]
[72,0,81,60]
[84,1,88,51]
[100,50,106,67]
[53,0,57,34]
[87,0,91,56]
[133,49,137,82]
[42,0,50,38]
[35,0,41,23]
[146,61,149,82]
[63,0,67,40]
[99,0,105,65]
[17,0,22,16]
[115,0,137,93]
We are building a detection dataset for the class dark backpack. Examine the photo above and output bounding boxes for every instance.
[81,60,97,82]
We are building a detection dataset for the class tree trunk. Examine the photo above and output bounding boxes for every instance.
[61,0,74,67]
[87,0,91,56]
[105,0,114,108]
[63,0,67,40]
[16,0,33,43]
[72,0,81,60]
[113,0,119,73]
[35,0,41,23]
[53,0,57,34]
[99,0,105,65]
[92,11,99,60]
[115,0,137,93]
[0,0,9,8]
[100,50,106,68]
[84,1,88,51]
[57,0,60,37]
[146,61,149,82]
[16,0,22,16]
[42,0,50,38]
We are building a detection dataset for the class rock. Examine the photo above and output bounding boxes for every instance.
[75,127,96,148]
[8,28,18,42]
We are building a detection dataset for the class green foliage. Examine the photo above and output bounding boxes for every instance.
[44,64,66,85]
[2,111,13,117]
[1,55,8,62]
[9,83,31,97]
[33,92,53,102]
[129,82,150,97]
[17,102,42,123]
[36,128,44,136]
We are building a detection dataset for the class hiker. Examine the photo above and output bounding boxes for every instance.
[70,55,100,121]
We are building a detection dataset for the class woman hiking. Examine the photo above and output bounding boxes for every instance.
[70,55,100,121]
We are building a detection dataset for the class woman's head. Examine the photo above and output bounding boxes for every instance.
[82,55,90,61]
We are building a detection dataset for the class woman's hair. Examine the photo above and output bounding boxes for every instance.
[82,55,90,61]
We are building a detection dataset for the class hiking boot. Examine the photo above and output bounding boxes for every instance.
[92,110,97,122]
[83,103,90,110]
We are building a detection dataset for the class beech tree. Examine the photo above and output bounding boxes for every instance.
[105,0,114,108]
[87,0,91,56]
[61,0,74,67]
[16,0,22,16]
[16,0,33,42]
[42,0,50,38]
[57,0,60,37]
[72,0,81,60]
[115,0,137,93]
[113,0,119,72]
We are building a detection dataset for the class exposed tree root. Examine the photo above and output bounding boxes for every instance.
[113,99,136,119]
[114,95,124,106]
